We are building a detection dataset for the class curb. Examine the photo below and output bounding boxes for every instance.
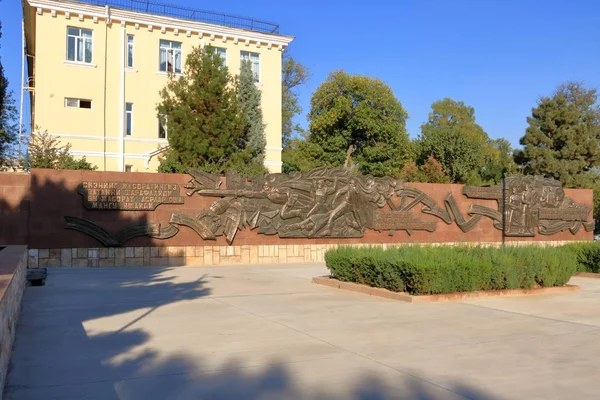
[312,276,580,303]
[574,272,600,280]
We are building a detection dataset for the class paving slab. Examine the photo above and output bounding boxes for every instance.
[4,264,600,399]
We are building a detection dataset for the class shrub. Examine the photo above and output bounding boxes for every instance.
[324,245,577,295]
[565,242,600,273]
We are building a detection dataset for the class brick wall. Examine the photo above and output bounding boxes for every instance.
[0,169,594,253]
[0,174,30,245]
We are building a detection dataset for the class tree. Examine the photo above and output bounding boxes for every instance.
[157,148,185,173]
[281,50,309,148]
[157,46,251,174]
[399,156,451,183]
[417,98,491,184]
[306,70,411,177]
[237,59,266,171]
[480,138,519,183]
[27,131,96,170]
[281,135,322,174]
[518,81,600,187]
[0,14,17,166]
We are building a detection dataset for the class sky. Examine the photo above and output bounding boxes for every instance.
[1,0,600,149]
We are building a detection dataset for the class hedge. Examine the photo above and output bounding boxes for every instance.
[324,245,578,296]
[565,242,600,273]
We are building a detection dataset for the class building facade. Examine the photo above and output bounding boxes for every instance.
[22,0,293,172]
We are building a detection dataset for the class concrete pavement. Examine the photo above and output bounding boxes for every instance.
[4,264,600,399]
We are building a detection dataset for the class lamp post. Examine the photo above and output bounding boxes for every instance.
[501,168,507,247]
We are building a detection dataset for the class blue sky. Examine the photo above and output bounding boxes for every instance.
[1,0,600,148]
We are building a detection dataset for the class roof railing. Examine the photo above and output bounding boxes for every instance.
[71,0,280,34]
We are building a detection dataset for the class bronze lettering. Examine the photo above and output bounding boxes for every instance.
[539,208,590,221]
[78,181,185,210]
[373,211,437,232]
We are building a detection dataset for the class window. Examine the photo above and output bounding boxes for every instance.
[65,98,92,109]
[126,103,133,136]
[125,165,133,172]
[214,47,227,65]
[159,40,182,73]
[67,27,93,63]
[240,51,260,82]
[127,35,134,68]
[158,115,167,139]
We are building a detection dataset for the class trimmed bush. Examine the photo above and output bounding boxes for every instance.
[324,245,577,296]
[565,242,600,273]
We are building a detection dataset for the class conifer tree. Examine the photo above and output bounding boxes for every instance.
[518,81,600,187]
[157,46,249,173]
[237,59,266,172]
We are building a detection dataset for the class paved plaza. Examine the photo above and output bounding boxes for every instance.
[4,264,600,399]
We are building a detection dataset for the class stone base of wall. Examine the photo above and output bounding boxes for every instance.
[0,246,27,397]
[27,241,585,268]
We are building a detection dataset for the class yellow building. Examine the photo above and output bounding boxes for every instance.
[22,0,294,172]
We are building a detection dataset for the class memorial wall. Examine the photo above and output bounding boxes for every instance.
[0,168,594,267]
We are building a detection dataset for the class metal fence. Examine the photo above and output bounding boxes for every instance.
[73,0,280,34]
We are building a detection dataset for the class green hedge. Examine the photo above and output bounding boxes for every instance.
[324,246,578,296]
[565,242,600,273]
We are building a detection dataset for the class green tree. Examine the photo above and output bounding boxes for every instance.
[156,148,185,173]
[281,50,309,148]
[237,59,266,172]
[157,46,250,174]
[518,81,600,187]
[400,156,451,183]
[480,138,519,184]
[281,135,322,174]
[0,15,17,166]
[417,98,491,184]
[27,131,96,170]
[306,70,411,177]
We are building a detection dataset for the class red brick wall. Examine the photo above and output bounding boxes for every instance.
[0,173,31,245]
[0,169,594,248]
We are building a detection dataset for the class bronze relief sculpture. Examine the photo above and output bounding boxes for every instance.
[65,167,595,246]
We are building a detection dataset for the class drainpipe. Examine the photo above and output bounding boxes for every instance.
[19,20,25,161]
[119,21,126,171]
[103,5,110,171]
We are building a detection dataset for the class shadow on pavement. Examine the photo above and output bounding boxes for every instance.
[5,267,503,400]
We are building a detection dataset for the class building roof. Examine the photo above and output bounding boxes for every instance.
[25,0,294,46]
[70,0,281,34]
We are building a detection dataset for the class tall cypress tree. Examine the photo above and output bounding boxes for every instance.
[237,59,266,172]
[157,46,249,173]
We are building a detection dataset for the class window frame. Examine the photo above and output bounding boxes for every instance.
[214,46,227,66]
[126,34,134,68]
[158,39,182,74]
[125,165,133,172]
[65,98,92,109]
[158,115,168,139]
[240,51,260,83]
[125,103,133,136]
[66,26,93,64]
